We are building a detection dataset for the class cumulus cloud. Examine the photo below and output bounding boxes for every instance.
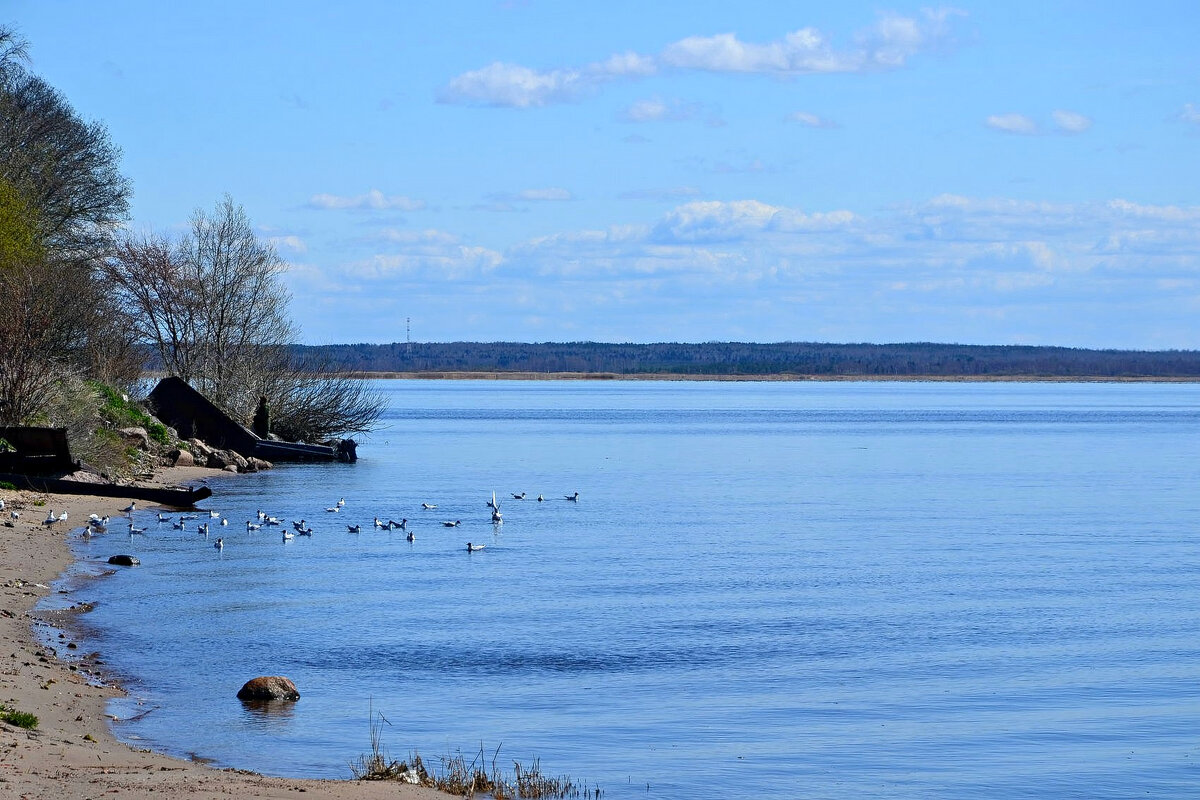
[650,200,855,243]
[1052,109,1092,134]
[786,111,839,128]
[440,9,964,107]
[985,113,1039,135]
[343,228,502,280]
[308,189,426,211]
[1178,103,1200,126]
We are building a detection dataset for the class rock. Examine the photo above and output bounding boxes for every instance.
[246,457,273,472]
[236,676,300,701]
[107,555,140,567]
[188,438,215,459]
[118,427,150,451]
[208,448,249,472]
[223,464,239,473]
[168,448,194,467]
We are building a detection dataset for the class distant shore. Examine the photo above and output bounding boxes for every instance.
[341,370,1200,383]
[0,466,448,800]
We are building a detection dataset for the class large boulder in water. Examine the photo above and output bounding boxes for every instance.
[237,676,300,701]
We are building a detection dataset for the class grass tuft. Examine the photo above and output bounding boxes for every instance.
[351,710,600,798]
[0,705,38,729]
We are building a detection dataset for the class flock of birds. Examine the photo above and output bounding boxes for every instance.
[71,491,581,554]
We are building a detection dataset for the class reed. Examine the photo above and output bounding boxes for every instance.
[351,717,601,798]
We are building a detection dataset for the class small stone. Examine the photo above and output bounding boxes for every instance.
[107,555,140,567]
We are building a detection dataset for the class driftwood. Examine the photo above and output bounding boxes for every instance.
[0,472,211,508]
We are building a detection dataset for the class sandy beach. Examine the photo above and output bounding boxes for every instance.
[0,466,448,800]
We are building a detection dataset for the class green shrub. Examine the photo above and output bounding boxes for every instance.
[0,481,15,491]
[0,706,38,729]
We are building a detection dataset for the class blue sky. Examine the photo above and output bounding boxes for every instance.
[10,1,1200,347]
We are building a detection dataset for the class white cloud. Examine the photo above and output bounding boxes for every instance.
[438,62,585,108]
[517,187,573,202]
[650,200,855,243]
[344,227,502,280]
[618,186,703,201]
[985,113,1038,135]
[786,111,838,128]
[308,189,425,211]
[1178,103,1200,126]
[440,9,964,107]
[1052,109,1092,134]
[268,235,307,254]
[486,187,574,204]
[621,96,720,125]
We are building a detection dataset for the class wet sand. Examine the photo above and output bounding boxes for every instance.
[0,466,448,799]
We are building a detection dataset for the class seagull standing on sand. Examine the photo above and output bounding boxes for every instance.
[122,501,136,514]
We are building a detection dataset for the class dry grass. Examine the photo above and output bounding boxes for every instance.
[351,711,600,798]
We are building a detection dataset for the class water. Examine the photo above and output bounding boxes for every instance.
[52,380,1200,798]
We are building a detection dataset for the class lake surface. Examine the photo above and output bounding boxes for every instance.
[50,380,1200,798]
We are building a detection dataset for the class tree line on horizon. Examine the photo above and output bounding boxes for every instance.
[293,341,1200,378]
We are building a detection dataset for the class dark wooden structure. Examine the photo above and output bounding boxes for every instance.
[0,425,210,507]
[0,427,80,475]
[145,377,343,462]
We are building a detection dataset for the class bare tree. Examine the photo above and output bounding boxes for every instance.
[106,196,383,440]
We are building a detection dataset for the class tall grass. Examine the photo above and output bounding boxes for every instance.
[350,707,601,798]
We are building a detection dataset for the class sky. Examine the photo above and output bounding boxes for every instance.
[9,1,1200,348]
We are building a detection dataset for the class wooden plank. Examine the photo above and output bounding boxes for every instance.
[0,473,211,508]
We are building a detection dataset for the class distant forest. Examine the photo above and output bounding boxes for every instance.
[293,342,1200,379]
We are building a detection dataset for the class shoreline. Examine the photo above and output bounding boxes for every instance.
[0,466,447,799]
[338,370,1200,382]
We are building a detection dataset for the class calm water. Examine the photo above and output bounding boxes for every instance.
[49,380,1200,798]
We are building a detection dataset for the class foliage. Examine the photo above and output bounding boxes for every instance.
[0,480,15,490]
[0,28,130,260]
[299,341,1200,379]
[106,197,383,440]
[0,27,138,424]
[0,704,38,730]
[87,380,171,446]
